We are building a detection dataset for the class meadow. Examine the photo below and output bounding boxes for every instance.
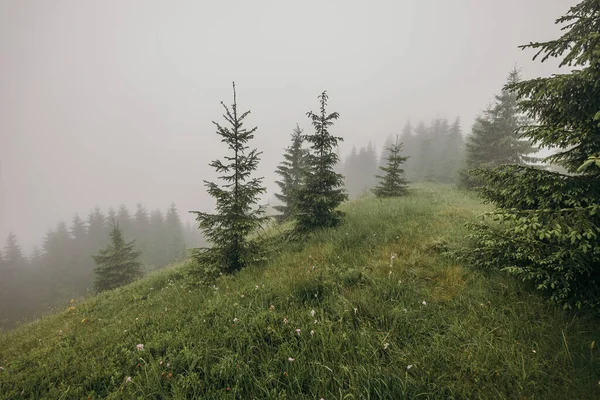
[1,184,598,399]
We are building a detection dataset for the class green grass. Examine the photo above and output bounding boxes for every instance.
[1,184,599,399]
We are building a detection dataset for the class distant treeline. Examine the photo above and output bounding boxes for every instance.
[340,118,464,199]
[0,203,204,329]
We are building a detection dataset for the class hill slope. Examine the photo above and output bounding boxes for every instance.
[1,185,599,399]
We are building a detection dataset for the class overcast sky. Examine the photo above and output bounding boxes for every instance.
[1,0,574,253]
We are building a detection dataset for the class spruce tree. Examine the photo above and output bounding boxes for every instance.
[92,223,142,292]
[398,122,417,180]
[274,124,308,221]
[373,135,409,197]
[87,207,107,251]
[295,91,347,230]
[461,68,538,187]
[190,82,266,273]
[117,205,133,239]
[413,121,434,182]
[3,233,25,266]
[165,203,186,262]
[148,209,168,269]
[466,0,600,309]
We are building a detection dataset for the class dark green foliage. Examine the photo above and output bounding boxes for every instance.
[190,82,267,274]
[92,224,143,292]
[466,1,600,310]
[373,135,409,197]
[273,124,309,221]
[295,91,347,231]
[461,68,538,187]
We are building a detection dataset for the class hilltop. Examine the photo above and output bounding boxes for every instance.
[0,185,598,399]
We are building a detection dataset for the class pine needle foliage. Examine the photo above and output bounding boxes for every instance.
[274,124,309,221]
[295,91,347,231]
[190,82,266,275]
[92,223,142,292]
[460,68,538,188]
[465,1,600,310]
[373,135,409,197]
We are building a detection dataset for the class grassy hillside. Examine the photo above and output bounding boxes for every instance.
[1,185,599,399]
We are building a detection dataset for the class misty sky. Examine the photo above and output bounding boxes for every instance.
[1,0,573,253]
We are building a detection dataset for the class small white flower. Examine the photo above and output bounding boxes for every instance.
[166,363,170,368]
[255,285,259,290]
[353,308,358,314]
[421,301,427,306]
[288,357,295,363]
[0,366,4,371]
[283,317,289,324]
[314,319,318,324]
[233,318,239,323]
[383,343,390,350]
[165,307,168,312]
[269,305,275,311]
[310,330,315,336]
[310,310,316,317]
[136,343,144,351]
[58,330,63,335]
[125,376,132,383]
[295,328,301,335]
[406,364,413,370]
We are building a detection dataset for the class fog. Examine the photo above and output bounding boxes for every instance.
[1,0,571,252]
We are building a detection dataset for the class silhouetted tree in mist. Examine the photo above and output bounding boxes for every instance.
[274,124,309,221]
[92,223,143,292]
[460,68,537,187]
[343,142,378,198]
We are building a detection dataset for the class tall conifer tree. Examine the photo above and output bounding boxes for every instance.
[295,91,347,230]
[190,82,266,273]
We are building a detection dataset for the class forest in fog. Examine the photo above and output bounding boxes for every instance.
[0,203,204,329]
